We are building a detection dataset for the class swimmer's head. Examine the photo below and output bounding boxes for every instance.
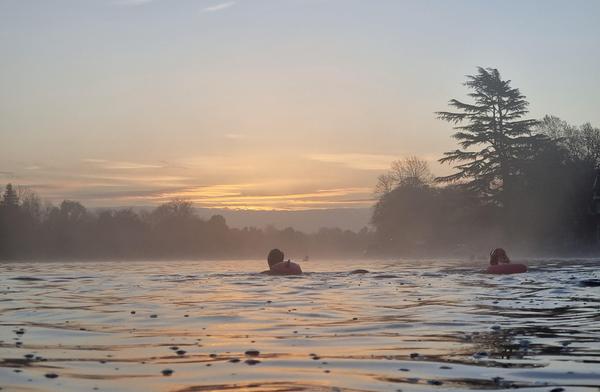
[490,248,510,265]
[267,248,284,268]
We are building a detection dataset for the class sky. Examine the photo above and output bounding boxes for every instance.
[1,0,599,211]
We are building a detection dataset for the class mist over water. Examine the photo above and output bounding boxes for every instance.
[1,259,598,391]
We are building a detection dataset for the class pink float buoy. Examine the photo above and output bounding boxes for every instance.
[486,263,527,274]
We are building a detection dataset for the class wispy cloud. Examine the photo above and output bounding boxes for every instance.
[202,1,236,13]
[146,185,374,210]
[24,165,42,171]
[224,133,246,140]
[307,153,397,171]
[82,159,165,170]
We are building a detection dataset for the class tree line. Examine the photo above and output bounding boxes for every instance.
[0,188,372,260]
[371,67,600,256]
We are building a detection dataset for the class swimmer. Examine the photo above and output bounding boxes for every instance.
[263,248,302,275]
[490,248,511,265]
[487,247,527,274]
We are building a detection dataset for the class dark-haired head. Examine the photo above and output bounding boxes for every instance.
[490,248,510,265]
[267,248,284,268]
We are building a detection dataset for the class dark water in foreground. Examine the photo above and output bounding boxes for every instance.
[1,259,599,392]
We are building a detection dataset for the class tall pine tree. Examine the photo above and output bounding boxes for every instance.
[436,67,546,207]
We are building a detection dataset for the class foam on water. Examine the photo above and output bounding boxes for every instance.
[0,258,599,391]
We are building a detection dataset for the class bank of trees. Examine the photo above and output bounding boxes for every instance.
[0,192,372,260]
[371,67,600,256]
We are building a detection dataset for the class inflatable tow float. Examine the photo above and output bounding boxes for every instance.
[486,263,527,274]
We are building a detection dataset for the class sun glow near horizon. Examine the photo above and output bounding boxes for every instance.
[0,152,394,210]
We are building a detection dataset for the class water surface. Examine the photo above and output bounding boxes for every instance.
[1,259,599,391]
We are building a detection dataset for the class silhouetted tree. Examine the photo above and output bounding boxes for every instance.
[375,157,432,196]
[374,173,395,197]
[527,115,600,248]
[43,200,91,257]
[1,183,19,208]
[0,184,26,257]
[436,67,546,207]
[372,178,437,254]
[95,208,146,257]
[19,188,42,224]
[147,199,198,256]
[537,115,600,167]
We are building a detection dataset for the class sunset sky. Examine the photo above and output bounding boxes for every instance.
[1,0,599,210]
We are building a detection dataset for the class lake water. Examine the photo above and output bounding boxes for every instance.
[1,259,599,392]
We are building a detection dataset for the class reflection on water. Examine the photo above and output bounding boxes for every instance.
[0,259,599,391]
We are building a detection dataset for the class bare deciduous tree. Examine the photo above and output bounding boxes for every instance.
[375,156,433,197]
